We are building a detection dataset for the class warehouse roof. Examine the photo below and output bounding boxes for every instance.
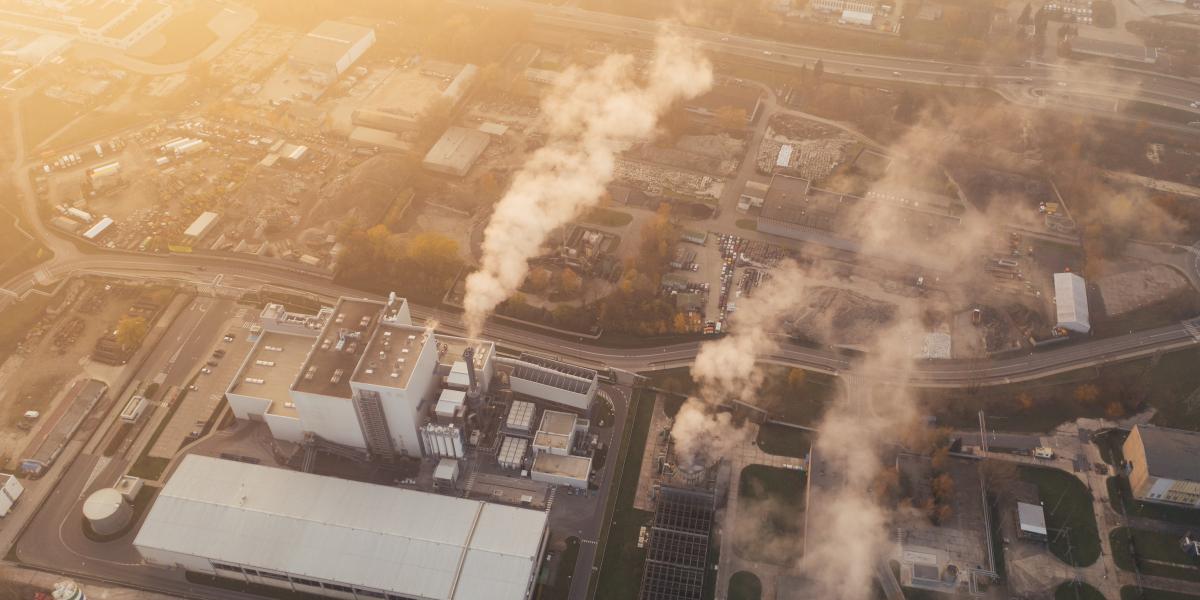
[1016,502,1047,537]
[1131,425,1200,483]
[422,127,490,176]
[1053,272,1090,332]
[135,455,547,600]
[290,20,375,67]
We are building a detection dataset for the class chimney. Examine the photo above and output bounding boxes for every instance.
[462,347,478,397]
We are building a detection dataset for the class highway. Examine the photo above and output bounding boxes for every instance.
[483,0,1200,118]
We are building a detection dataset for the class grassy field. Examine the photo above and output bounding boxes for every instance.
[1121,587,1200,600]
[1020,466,1101,566]
[1111,527,1200,582]
[920,347,1200,433]
[539,537,581,600]
[581,208,634,228]
[755,422,812,459]
[1055,581,1106,600]
[1108,476,1200,528]
[141,1,222,64]
[593,389,655,600]
[728,571,762,600]
[735,465,806,565]
[18,94,83,151]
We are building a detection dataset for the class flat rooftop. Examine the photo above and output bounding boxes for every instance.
[135,455,548,600]
[1133,424,1200,482]
[290,20,373,66]
[292,297,382,398]
[229,331,313,418]
[531,452,591,480]
[423,127,490,173]
[351,322,428,389]
[434,334,494,370]
[539,410,577,436]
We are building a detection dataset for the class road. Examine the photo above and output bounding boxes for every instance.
[482,0,1200,118]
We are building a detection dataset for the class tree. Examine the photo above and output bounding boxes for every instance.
[979,460,1020,503]
[527,268,550,292]
[931,472,955,502]
[1073,383,1101,406]
[931,446,951,472]
[561,268,581,295]
[1016,391,1035,412]
[713,106,748,131]
[116,316,148,351]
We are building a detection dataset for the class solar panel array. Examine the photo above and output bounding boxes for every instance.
[511,363,592,395]
[518,353,597,381]
[639,487,715,600]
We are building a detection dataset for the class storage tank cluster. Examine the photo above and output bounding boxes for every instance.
[83,487,132,536]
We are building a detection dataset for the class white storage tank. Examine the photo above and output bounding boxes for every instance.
[83,488,132,536]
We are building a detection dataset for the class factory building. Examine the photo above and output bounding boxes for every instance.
[422,127,491,177]
[289,20,376,81]
[135,455,550,600]
[0,0,173,50]
[1123,424,1200,508]
[1016,502,1047,541]
[1053,272,1090,334]
[502,354,598,412]
[226,294,494,459]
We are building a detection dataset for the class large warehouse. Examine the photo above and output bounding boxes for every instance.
[289,20,376,80]
[135,455,549,600]
[422,127,491,177]
[1053,272,1090,334]
[1123,424,1200,508]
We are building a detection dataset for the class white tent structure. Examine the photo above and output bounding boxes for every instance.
[1053,272,1090,334]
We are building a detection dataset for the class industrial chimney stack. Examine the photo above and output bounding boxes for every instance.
[462,347,478,397]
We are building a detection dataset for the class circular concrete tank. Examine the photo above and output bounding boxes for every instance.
[83,487,132,537]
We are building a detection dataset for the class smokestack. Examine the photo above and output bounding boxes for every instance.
[462,347,478,397]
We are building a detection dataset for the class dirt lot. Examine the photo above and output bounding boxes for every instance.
[1098,263,1189,317]
[0,281,139,465]
[782,285,898,346]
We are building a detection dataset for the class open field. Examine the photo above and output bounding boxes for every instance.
[734,465,806,566]
[1056,581,1106,600]
[1020,466,1101,566]
[1111,527,1200,583]
[1121,587,1200,600]
[755,422,812,459]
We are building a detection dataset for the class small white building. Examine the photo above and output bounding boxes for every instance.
[0,473,24,517]
[1016,502,1047,541]
[530,453,591,490]
[1053,272,1090,334]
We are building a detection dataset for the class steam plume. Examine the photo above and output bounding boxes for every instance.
[462,31,713,337]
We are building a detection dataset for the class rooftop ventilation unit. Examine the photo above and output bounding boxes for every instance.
[304,366,317,380]
[255,360,276,367]
[244,377,265,384]
[331,368,344,384]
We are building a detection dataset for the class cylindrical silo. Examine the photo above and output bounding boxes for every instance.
[83,488,132,536]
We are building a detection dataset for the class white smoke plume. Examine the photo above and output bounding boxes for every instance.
[670,264,812,467]
[462,32,714,337]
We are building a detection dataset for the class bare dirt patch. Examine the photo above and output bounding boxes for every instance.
[1098,264,1189,317]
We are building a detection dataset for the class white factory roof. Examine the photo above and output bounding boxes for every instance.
[506,401,536,432]
[1017,502,1047,537]
[135,455,547,600]
[183,211,218,238]
[1053,272,1090,333]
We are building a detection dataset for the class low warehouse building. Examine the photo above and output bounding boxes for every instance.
[422,127,491,177]
[289,20,375,80]
[530,453,591,490]
[135,455,549,600]
[1053,272,1090,334]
